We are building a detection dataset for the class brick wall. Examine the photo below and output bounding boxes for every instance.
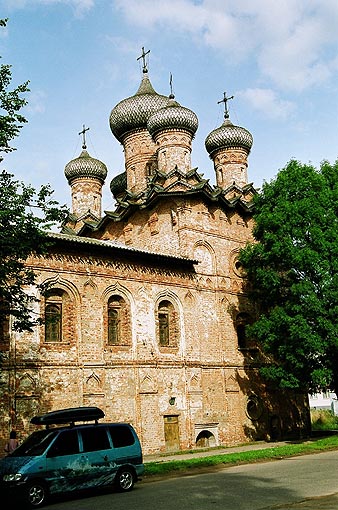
[0,201,310,454]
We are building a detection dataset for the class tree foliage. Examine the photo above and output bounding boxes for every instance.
[0,19,29,161]
[239,159,338,396]
[0,172,68,331]
[0,19,68,333]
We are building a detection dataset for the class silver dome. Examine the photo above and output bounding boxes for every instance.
[205,118,253,157]
[64,149,108,184]
[110,171,127,197]
[147,97,198,137]
[109,72,170,143]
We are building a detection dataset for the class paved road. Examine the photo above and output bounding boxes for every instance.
[36,450,338,510]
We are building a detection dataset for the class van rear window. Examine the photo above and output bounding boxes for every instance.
[108,425,135,447]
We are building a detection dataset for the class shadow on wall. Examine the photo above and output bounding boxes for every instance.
[236,368,311,442]
[226,294,311,443]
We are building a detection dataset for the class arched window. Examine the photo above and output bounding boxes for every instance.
[193,243,214,275]
[43,288,75,344]
[157,300,179,347]
[44,291,64,342]
[146,162,156,177]
[45,302,62,342]
[235,312,252,349]
[159,305,169,346]
[108,297,121,345]
[107,295,131,346]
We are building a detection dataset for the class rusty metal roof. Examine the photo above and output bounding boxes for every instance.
[47,232,198,265]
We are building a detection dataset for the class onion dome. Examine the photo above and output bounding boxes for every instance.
[147,95,198,138]
[205,117,253,158]
[109,71,170,143]
[64,147,108,184]
[110,171,127,198]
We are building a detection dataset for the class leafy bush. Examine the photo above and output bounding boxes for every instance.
[311,409,338,430]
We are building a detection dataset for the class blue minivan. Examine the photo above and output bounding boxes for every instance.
[0,407,144,508]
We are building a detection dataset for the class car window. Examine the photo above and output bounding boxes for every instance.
[11,430,57,457]
[108,425,135,448]
[80,427,110,452]
[47,429,79,457]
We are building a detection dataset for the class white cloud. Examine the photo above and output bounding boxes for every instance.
[114,0,338,92]
[237,88,295,120]
[25,90,46,115]
[105,35,139,56]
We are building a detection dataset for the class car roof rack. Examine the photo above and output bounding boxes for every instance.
[31,407,105,428]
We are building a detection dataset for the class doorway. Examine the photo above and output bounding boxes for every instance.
[164,415,180,451]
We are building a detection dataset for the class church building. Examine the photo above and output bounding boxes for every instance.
[0,51,310,454]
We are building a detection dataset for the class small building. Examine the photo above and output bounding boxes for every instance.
[309,392,337,413]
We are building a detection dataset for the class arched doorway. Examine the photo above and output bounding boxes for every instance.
[196,430,216,448]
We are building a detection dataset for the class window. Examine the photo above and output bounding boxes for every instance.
[108,425,135,448]
[47,429,79,457]
[237,322,246,349]
[108,305,120,345]
[43,288,75,345]
[157,300,179,347]
[246,395,263,421]
[146,162,156,177]
[15,430,58,457]
[107,294,131,346]
[235,313,251,349]
[81,427,110,452]
[45,302,62,342]
[159,310,169,346]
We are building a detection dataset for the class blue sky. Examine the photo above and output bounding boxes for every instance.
[2,0,338,210]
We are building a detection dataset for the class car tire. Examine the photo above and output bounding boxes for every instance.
[114,467,135,492]
[25,480,48,508]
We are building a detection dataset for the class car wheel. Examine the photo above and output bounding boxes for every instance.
[25,480,48,508]
[115,468,135,492]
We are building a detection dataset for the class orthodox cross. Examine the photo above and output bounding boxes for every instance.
[137,47,150,73]
[79,124,89,149]
[169,72,174,98]
[218,92,234,119]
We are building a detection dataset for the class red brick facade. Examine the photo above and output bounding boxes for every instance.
[0,67,310,455]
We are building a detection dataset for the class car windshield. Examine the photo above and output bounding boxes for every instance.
[11,430,58,457]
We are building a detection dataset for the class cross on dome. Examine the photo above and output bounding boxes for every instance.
[218,92,234,120]
[169,72,174,99]
[137,47,150,73]
[79,124,90,149]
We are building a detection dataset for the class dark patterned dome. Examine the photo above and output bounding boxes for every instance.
[110,171,127,198]
[205,118,253,157]
[109,72,170,143]
[147,96,198,137]
[64,149,108,184]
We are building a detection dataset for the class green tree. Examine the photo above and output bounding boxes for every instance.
[0,18,29,161]
[0,19,68,333]
[239,159,338,396]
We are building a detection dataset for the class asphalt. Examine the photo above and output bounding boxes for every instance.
[143,440,338,509]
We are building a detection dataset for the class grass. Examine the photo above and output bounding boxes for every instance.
[311,409,338,431]
[143,434,338,478]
